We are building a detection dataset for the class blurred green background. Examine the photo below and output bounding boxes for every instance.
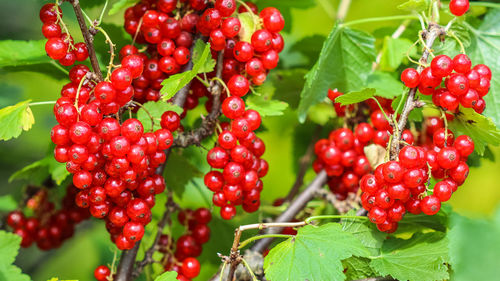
[0,0,499,280]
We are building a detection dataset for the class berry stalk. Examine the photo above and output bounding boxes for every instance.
[389,23,445,160]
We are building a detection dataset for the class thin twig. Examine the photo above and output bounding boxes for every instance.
[251,170,327,253]
[69,0,103,81]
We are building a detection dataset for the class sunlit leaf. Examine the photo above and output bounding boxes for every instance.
[298,25,376,122]
[0,100,35,141]
[0,40,49,67]
[264,223,370,281]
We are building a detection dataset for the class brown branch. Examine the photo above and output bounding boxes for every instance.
[69,0,103,81]
[173,51,224,148]
[251,170,327,253]
[389,23,445,160]
[114,45,203,281]
[284,126,322,202]
[131,194,178,278]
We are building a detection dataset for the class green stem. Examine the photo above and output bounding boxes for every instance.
[238,234,292,249]
[305,215,368,224]
[370,97,392,124]
[29,101,57,106]
[342,15,419,27]
[211,77,230,95]
[50,60,69,75]
[98,0,109,25]
[195,75,211,88]
[468,1,500,9]
[219,262,228,281]
[241,258,258,281]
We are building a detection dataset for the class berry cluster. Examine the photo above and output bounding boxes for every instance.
[401,54,492,114]
[161,208,212,280]
[6,185,90,250]
[312,126,374,200]
[205,119,268,220]
[360,117,475,233]
[94,208,211,281]
[40,4,89,66]
[49,30,181,250]
[316,90,410,200]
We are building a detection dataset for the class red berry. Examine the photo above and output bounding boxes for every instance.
[181,257,201,278]
[382,161,404,183]
[473,64,492,80]
[454,135,474,157]
[431,55,453,78]
[453,54,471,73]
[123,221,145,241]
[260,7,285,33]
[228,75,250,97]
[437,147,460,169]
[446,73,469,96]
[449,0,470,16]
[401,68,420,88]
[368,206,387,224]
[45,38,67,60]
[94,265,111,281]
[220,204,236,220]
[222,96,245,119]
[421,195,441,215]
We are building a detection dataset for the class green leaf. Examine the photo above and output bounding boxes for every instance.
[0,195,17,212]
[370,232,450,281]
[192,40,215,73]
[79,0,103,9]
[341,213,386,255]
[0,230,31,281]
[367,72,404,99]
[397,210,449,233]
[0,100,35,141]
[109,0,140,15]
[297,25,376,122]
[342,257,377,281]
[238,12,257,43]
[448,210,500,281]
[398,0,429,12]
[336,88,377,106]
[264,223,370,281]
[379,37,415,71]
[466,9,500,129]
[154,271,178,281]
[0,231,21,266]
[163,151,203,197]
[0,264,31,281]
[246,95,289,116]
[439,23,471,54]
[254,0,315,33]
[0,40,49,67]
[262,69,308,109]
[160,40,212,100]
[137,101,183,132]
[448,107,500,155]
[307,103,336,125]
[290,35,326,67]
[9,147,69,185]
